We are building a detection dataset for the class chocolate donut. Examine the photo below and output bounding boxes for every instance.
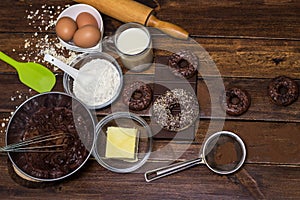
[168,50,198,79]
[122,81,153,111]
[222,87,251,116]
[268,76,299,106]
[152,88,199,131]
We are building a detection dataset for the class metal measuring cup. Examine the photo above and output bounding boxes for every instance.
[144,131,246,182]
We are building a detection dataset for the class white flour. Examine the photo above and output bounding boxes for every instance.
[73,59,121,107]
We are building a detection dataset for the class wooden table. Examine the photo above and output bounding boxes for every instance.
[1,0,300,199]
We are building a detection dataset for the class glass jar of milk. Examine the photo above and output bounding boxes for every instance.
[114,23,153,72]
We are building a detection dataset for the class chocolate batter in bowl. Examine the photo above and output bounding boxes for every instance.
[6,92,96,182]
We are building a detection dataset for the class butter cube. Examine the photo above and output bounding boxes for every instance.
[105,127,138,160]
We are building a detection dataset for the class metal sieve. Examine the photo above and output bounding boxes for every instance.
[144,131,246,182]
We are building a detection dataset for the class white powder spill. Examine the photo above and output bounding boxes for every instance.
[1,116,11,134]
[18,4,77,67]
[2,4,83,133]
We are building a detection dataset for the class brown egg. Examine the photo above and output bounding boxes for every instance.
[76,12,98,29]
[55,17,77,42]
[73,25,101,48]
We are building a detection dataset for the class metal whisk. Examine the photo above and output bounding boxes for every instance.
[1,132,68,153]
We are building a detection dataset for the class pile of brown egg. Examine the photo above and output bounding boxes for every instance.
[55,12,101,48]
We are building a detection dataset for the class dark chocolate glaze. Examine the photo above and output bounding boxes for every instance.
[222,87,251,116]
[122,81,153,111]
[268,76,299,106]
[168,50,198,79]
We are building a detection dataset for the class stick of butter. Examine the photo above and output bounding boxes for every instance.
[105,126,138,160]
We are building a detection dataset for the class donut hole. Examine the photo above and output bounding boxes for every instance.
[169,103,181,116]
[278,85,288,95]
[131,90,143,100]
[177,59,189,69]
[229,95,240,105]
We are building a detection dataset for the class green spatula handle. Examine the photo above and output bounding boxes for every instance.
[0,51,21,71]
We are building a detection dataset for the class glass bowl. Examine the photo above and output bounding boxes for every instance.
[63,52,123,109]
[93,112,152,173]
[6,92,96,182]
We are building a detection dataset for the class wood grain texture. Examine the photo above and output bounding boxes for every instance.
[156,0,300,39]
[0,0,300,199]
[197,77,300,122]
[0,158,299,199]
[3,73,300,123]
[1,0,300,39]
[1,34,299,80]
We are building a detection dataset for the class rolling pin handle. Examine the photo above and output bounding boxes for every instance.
[146,15,189,40]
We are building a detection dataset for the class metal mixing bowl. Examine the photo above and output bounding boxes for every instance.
[6,92,96,182]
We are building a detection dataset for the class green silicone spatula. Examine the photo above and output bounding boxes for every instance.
[0,51,56,93]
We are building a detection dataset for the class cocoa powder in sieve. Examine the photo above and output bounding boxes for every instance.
[214,141,238,166]
[205,134,242,172]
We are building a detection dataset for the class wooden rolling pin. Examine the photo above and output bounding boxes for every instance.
[73,0,189,40]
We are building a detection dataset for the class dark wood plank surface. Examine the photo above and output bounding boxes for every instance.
[0,0,300,199]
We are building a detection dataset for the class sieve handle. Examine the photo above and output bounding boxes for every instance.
[144,158,203,182]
